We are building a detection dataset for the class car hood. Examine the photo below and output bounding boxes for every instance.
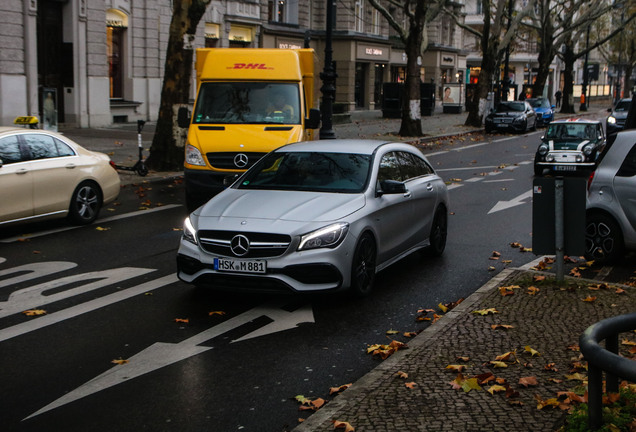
[610,111,628,120]
[545,139,592,151]
[194,189,366,223]
[533,107,552,114]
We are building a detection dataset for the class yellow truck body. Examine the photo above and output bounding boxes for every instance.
[183,48,320,210]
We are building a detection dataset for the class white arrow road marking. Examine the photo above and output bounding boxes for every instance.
[25,300,314,420]
[0,274,176,343]
[488,189,533,214]
[0,261,78,289]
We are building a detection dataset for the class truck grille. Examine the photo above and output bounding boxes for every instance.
[198,230,291,258]
[206,152,266,170]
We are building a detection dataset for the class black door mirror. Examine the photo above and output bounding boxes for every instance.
[305,108,321,129]
[377,179,407,196]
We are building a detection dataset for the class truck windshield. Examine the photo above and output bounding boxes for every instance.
[193,82,301,125]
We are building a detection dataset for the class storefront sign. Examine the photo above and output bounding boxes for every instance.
[278,40,303,49]
[357,43,389,61]
[442,55,454,65]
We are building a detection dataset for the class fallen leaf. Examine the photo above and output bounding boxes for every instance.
[491,324,514,330]
[490,361,508,368]
[582,295,597,303]
[396,371,409,379]
[527,286,540,295]
[473,308,498,316]
[519,376,538,387]
[386,329,399,335]
[332,420,355,431]
[208,311,226,316]
[405,382,417,389]
[22,309,47,316]
[438,303,448,313]
[487,384,507,395]
[329,384,352,395]
[446,364,466,372]
[111,358,129,365]
[525,346,541,357]
[174,318,189,323]
[95,226,111,231]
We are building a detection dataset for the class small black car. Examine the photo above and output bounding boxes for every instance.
[485,101,537,133]
[534,119,605,176]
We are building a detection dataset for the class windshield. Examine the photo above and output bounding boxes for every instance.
[193,82,301,125]
[527,99,549,109]
[496,102,525,113]
[237,151,371,193]
[546,123,597,141]
[614,100,631,111]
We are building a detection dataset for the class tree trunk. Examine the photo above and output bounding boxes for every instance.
[560,42,577,114]
[147,0,210,171]
[533,42,556,100]
[465,40,499,127]
[398,5,425,137]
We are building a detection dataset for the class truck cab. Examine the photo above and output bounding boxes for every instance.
[182,48,320,210]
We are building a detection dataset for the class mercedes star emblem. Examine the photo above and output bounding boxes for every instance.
[230,234,250,257]
[234,153,249,168]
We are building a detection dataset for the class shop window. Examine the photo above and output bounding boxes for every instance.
[106,9,128,99]
[205,23,220,48]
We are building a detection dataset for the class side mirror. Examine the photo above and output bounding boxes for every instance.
[551,105,556,109]
[607,108,612,113]
[305,108,321,129]
[177,107,191,129]
[377,179,407,196]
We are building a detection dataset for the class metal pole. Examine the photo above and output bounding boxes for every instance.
[555,178,564,281]
[319,0,337,140]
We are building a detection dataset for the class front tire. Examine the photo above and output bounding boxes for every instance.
[585,213,624,263]
[68,181,102,225]
[350,233,377,297]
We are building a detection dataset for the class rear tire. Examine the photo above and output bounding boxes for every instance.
[68,181,102,225]
[426,207,447,257]
[585,213,624,263]
[350,233,377,297]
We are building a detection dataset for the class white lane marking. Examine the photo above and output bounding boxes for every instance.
[0,262,78,288]
[0,274,177,343]
[0,204,182,243]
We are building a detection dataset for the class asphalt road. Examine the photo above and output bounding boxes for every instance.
[0,124,620,432]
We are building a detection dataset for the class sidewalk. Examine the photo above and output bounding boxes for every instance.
[292,262,636,432]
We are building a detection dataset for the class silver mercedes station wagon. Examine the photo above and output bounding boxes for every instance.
[177,140,449,296]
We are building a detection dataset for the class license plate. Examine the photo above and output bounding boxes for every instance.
[497,124,508,128]
[553,165,577,172]
[214,258,266,274]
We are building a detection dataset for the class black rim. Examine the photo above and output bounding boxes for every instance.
[585,221,615,260]
[75,185,99,221]
[353,235,376,294]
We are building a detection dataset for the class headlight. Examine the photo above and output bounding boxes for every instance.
[183,217,198,245]
[607,116,617,124]
[186,144,206,166]
[298,222,349,251]
[538,144,549,155]
[513,115,525,124]
[583,144,594,156]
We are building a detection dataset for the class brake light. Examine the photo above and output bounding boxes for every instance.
[109,160,118,171]
[587,171,595,192]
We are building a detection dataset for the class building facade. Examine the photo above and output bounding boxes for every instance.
[0,0,615,129]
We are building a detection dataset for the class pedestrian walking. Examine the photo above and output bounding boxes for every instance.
[555,90,562,108]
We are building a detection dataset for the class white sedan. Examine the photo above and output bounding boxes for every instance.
[177,139,449,296]
[0,127,120,226]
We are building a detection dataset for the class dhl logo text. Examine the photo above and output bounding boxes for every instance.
[227,63,274,70]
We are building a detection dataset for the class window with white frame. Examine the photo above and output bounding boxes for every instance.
[268,0,298,24]
[355,0,364,32]
[371,9,380,34]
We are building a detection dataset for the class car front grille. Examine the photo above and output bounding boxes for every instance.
[206,152,266,170]
[198,230,292,258]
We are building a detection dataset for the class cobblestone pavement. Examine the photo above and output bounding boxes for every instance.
[293,263,636,431]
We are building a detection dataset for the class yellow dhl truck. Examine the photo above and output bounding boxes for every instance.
[179,48,321,210]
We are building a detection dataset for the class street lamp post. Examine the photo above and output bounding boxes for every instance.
[319,0,337,140]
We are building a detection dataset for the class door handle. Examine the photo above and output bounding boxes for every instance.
[16,168,28,175]
[65,164,76,169]
[426,184,434,191]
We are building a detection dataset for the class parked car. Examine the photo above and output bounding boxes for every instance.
[484,101,537,133]
[534,118,606,176]
[177,140,449,296]
[526,97,555,127]
[606,98,631,137]
[586,129,636,263]
[0,127,120,226]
